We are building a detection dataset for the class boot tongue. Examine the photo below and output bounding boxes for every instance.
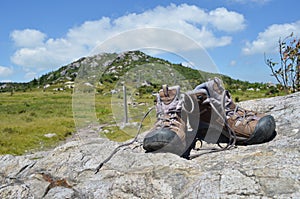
[159,84,178,105]
[224,91,236,110]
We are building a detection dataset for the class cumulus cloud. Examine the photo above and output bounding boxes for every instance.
[10,4,246,73]
[11,37,88,72]
[66,4,245,49]
[0,66,13,77]
[10,29,46,47]
[242,20,300,55]
[208,8,245,32]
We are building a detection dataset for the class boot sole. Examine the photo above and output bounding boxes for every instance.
[143,128,186,155]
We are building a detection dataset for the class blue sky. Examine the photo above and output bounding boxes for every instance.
[0,0,299,83]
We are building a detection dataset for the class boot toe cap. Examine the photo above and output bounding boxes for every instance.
[246,115,277,145]
[143,128,176,152]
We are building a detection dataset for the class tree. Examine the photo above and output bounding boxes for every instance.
[265,32,300,92]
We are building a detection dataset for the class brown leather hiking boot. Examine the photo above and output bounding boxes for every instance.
[190,77,277,146]
[143,85,188,156]
[225,92,277,145]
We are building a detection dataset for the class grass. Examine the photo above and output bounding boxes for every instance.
[0,90,74,155]
[0,86,286,155]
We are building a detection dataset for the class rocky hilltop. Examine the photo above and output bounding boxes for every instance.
[0,92,299,198]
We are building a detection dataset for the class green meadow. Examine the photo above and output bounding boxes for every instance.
[0,90,74,155]
[0,88,153,155]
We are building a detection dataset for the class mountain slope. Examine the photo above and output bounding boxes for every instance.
[36,50,226,91]
[1,51,267,94]
[0,51,279,100]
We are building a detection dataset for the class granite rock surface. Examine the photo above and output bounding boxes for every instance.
[0,92,299,198]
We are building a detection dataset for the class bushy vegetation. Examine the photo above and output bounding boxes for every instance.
[265,32,300,92]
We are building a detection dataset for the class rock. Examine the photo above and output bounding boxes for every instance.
[0,92,300,198]
[44,133,57,138]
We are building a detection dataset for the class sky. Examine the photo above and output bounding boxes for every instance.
[0,0,299,83]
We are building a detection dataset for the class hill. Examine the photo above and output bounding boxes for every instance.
[0,51,280,99]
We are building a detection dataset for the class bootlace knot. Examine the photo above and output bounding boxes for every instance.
[228,105,257,126]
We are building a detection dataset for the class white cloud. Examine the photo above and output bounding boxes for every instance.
[0,66,13,77]
[229,60,237,66]
[10,29,46,47]
[10,4,245,73]
[242,20,300,55]
[208,8,245,32]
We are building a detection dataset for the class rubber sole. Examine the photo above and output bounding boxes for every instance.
[143,128,186,155]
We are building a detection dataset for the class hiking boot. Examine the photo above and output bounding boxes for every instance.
[143,85,188,155]
[190,77,277,146]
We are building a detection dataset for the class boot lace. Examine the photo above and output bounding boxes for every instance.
[188,90,237,159]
